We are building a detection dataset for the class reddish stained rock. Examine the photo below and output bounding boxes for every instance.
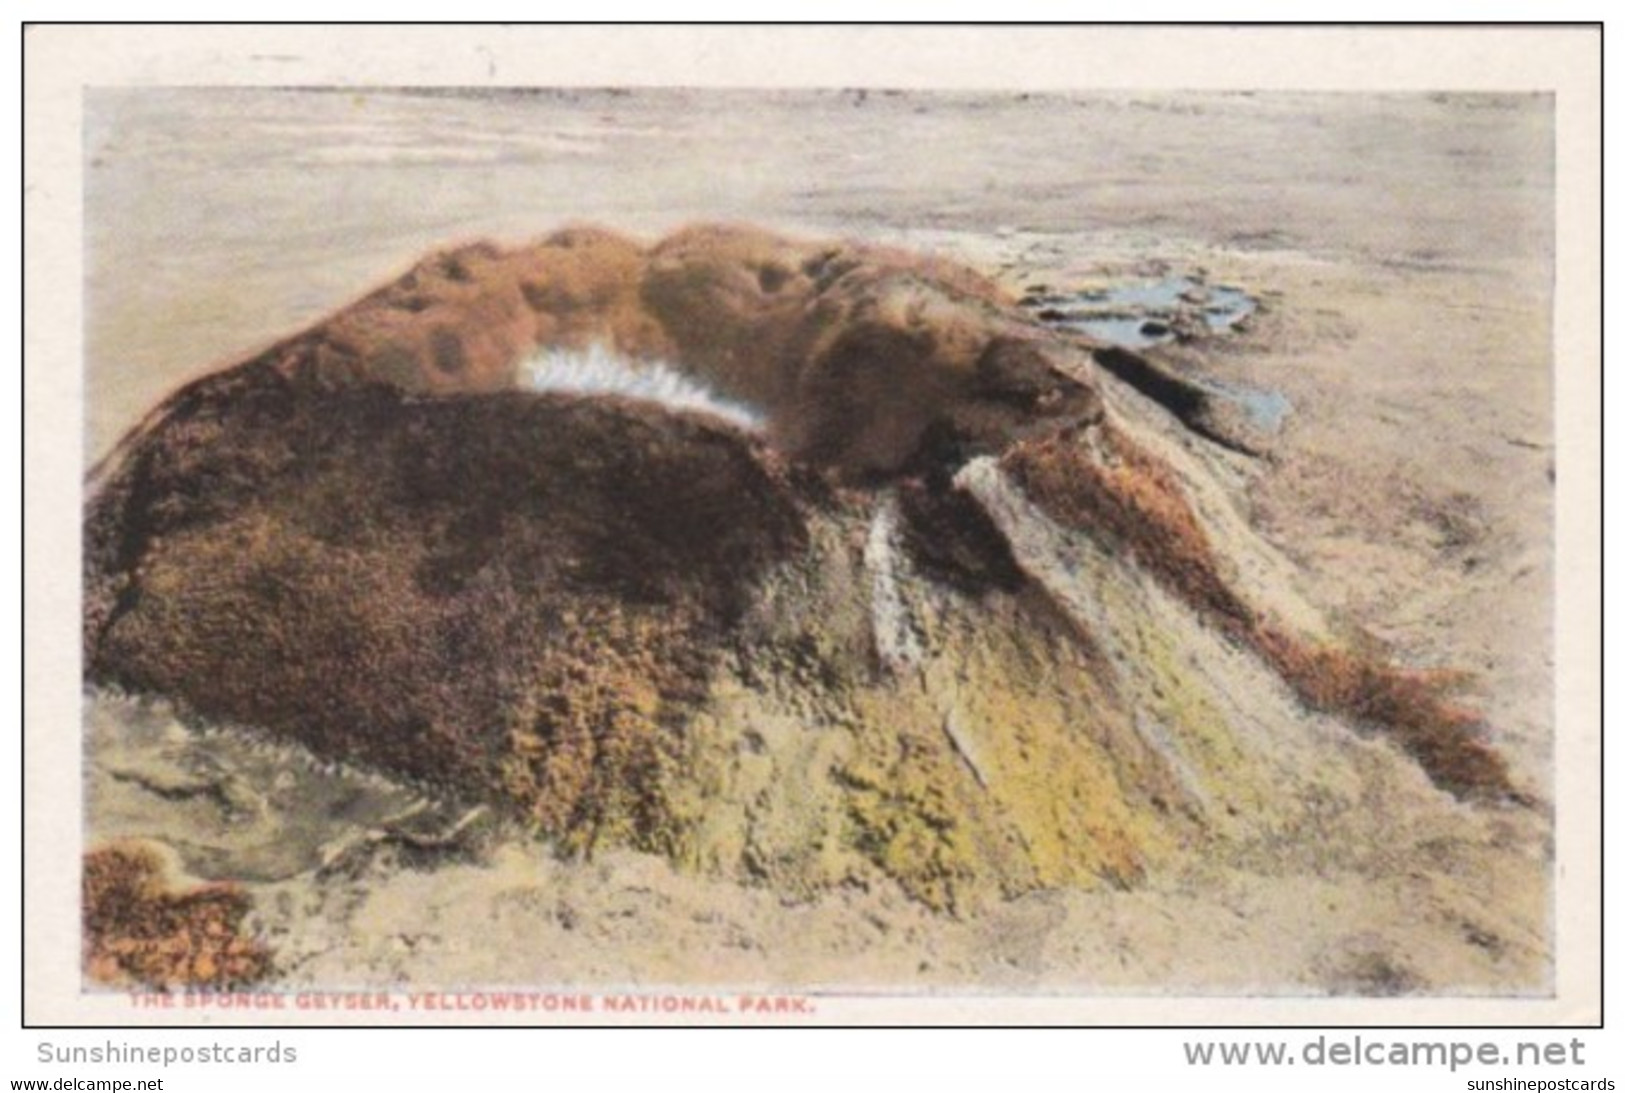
[83,843,272,991]
[97,224,1100,483]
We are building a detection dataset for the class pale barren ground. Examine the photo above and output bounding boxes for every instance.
[81,89,1555,1001]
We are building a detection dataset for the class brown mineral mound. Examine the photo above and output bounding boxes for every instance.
[88,391,808,831]
[95,223,1098,486]
[85,223,1514,918]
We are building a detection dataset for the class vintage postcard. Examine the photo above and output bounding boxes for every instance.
[23,25,1601,1026]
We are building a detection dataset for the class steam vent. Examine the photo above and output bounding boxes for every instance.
[85,223,1518,921]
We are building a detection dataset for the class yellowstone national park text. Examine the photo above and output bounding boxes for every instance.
[126,991,815,1018]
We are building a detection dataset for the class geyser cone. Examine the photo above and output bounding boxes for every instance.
[84,224,1515,914]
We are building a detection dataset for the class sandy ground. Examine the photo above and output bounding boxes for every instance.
[80,89,1556,1004]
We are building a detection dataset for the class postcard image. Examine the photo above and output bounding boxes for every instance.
[23,25,1602,1026]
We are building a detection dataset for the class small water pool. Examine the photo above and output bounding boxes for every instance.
[1020,276,1257,350]
[1023,275,1289,434]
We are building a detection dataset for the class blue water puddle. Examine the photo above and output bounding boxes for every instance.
[1057,315,1159,347]
[1022,276,1257,350]
[1021,275,1289,433]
